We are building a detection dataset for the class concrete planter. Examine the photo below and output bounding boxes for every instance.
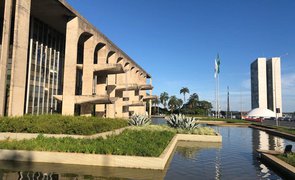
[259,152,295,179]
[0,134,222,170]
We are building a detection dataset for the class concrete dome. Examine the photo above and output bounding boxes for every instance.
[247,108,276,118]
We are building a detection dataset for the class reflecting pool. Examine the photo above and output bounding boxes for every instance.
[0,121,294,180]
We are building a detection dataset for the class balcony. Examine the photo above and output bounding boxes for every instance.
[116,84,139,91]
[143,95,158,101]
[53,95,117,105]
[139,84,153,90]
[123,101,145,107]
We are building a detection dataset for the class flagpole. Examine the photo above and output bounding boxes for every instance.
[215,74,218,118]
[217,73,219,118]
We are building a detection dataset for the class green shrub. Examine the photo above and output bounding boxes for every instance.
[128,114,151,126]
[277,153,295,167]
[0,115,128,135]
[167,114,200,130]
[175,127,216,135]
[0,128,176,157]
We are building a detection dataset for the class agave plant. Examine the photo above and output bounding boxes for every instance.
[167,114,185,128]
[167,114,199,130]
[129,114,151,126]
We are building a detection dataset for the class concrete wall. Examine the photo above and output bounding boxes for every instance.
[0,0,13,116]
[0,0,152,118]
[268,57,282,117]
[257,58,268,109]
[61,15,151,117]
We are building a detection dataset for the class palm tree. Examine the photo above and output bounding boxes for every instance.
[180,87,190,103]
[188,93,199,109]
[168,96,178,113]
[160,92,169,110]
[176,98,183,110]
[153,98,160,115]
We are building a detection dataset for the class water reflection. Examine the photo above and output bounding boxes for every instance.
[0,160,167,180]
[176,141,221,159]
[1,126,294,180]
[254,130,286,151]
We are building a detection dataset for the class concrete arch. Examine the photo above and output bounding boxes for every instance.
[93,42,106,64]
[117,57,123,63]
[77,32,92,64]
[106,51,116,64]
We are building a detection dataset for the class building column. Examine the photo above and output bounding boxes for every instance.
[149,78,152,117]
[81,37,94,116]
[0,0,13,116]
[62,17,80,115]
[106,53,117,118]
[8,0,31,116]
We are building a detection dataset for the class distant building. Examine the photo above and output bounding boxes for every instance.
[250,57,282,117]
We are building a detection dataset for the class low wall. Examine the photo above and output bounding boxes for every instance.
[260,152,295,179]
[198,120,250,127]
[250,125,295,141]
[0,127,130,141]
[0,134,222,170]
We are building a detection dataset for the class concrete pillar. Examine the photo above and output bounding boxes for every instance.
[106,53,117,118]
[81,37,94,116]
[0,0,13,116]
[8,0,31,116]
[95,45,107,117]
[62,17,80,115]
[149,78,152,117]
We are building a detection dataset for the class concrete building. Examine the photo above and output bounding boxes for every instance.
[0,0,155,118]
[250,57,282,117]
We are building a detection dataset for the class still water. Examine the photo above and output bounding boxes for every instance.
[0,119,294,180]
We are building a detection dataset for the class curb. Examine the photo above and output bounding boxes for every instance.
[258,151,295,179]
[0,134,222,170]
[250,125,295,141]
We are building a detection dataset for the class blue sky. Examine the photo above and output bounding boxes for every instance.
[67,0,295,112]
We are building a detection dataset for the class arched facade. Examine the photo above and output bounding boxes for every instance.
[0,0,153,118]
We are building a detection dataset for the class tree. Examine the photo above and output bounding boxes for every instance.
[168,96,183,113]
[152,98,160,115]
[180,87,190,103]
[188,93,199,109]
[176,98,183,110]
[197,100,212,116]
[168,96,178,113]
[160,92,169,110]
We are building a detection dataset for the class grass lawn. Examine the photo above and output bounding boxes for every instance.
[252,123,295,136]
[0,127,176,157]
[130,125,217,135]
[271,126,295,135]
[0,115,128,135]
[276,153,295,167]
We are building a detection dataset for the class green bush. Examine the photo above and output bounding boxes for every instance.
[167,114,200,130]
[0,115,128,135]
[128,114,151,126]
[0,128,176,157]
[277,153,295,167]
